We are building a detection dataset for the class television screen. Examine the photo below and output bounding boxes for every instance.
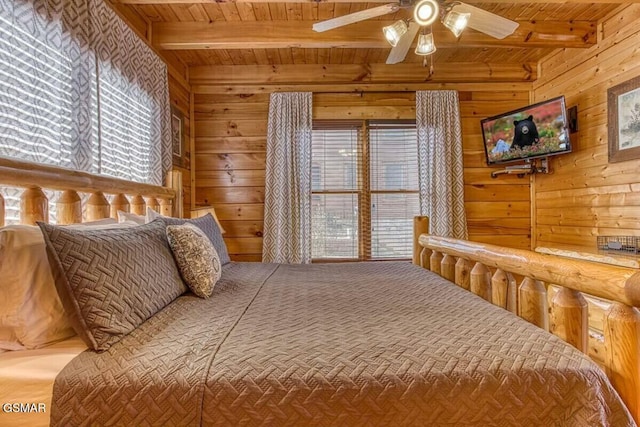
[481,96,571,165]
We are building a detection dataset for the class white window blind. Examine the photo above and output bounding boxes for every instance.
[369,123,419,259]
[0,4,75,167]
[92,5,168,186]
[311,121,418,260]
[311,123,361,259]
[98,68,154,183]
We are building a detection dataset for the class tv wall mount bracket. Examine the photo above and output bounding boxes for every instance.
[490,157,549,179]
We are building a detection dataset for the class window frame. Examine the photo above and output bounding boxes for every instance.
[311,119,417,262]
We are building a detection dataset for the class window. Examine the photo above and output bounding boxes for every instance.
[383,163,406,189]
[311,163,322,191]
[311,124,360,259]
[0,5,79,168]
[0,0,169,224]
[311,121,418,260]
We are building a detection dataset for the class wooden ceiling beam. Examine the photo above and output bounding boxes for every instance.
[118,0,640,4]
[188,63,537,85]
[191,82,534,95]
[152,20,595,50]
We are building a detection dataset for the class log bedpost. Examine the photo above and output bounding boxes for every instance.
[20,187,48,225]
[167,170,184,218]
[147,197,160,213]
[441,254,456,282]
[470,262,492,302]
[550,287,588,353]
[56,190,82,225]
[519,278,549,331]
[130,195,146,215]
[491,269,516,310]
[454,258,472,291]
[86,192,110,221]
[430,251,443,275]
[110,193,130,218]
[420,247,432,269]
[413,216,429,266]
[159,198,173,217]
[604,303,640,422]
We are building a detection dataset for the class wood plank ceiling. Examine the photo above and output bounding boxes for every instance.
[111,0,622,74]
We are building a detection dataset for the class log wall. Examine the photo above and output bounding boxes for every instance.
[193,84,533,261]
[532,5,640,248]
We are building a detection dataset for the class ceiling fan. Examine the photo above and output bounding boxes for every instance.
[312,0,519,65]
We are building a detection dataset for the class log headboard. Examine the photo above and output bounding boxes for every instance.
[413,216,640,423]
[0,157,182,225]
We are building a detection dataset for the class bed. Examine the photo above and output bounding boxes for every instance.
[0,157,637,426]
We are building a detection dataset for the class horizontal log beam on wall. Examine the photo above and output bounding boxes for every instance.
[152,21,595,50]
[191,82,534,94]
[118,0,639,4]
[188,63,536,87]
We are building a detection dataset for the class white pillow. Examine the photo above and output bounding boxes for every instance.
[0,225,73,350]
[0,221,138,350]
[117,210,146,225]
[146,206,163,223]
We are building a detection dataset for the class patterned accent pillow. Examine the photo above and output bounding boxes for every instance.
[166,224,222,298]
[150,209,231,265]
[37,220,187,352]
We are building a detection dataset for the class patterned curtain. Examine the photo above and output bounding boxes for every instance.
[416,90,468,239]
[262,92,313,264]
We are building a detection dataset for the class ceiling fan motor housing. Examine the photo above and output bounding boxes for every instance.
[413,0,440,27]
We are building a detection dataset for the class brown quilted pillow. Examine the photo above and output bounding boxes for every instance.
[37,220,187,351]
[166,224,222,298]
[149,208,231,265]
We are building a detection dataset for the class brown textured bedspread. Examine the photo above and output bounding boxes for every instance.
[51,262,634,426]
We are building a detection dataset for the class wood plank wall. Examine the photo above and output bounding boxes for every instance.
[532,4,640,249]
[193,86,532,261]
[193,92,266,261]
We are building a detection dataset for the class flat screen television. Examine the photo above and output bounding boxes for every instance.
[481,96,572,165]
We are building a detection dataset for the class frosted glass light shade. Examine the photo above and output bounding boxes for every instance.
[443,11,470,37]
[383,20,408,47]
[415,33,436,56]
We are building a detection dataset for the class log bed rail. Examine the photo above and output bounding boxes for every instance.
[413,216,640,423]
[0,156,181,225]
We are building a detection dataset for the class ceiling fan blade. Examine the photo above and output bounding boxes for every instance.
[453,3,519,39]
[386,22,420,65]
[313,3,399,33]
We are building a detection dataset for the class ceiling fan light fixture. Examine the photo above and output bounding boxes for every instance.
[415,32,436,56]
[413,0,439,27]
[382,20,408,47]
[442,10,470,37]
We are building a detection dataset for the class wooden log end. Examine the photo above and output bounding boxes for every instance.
[624,271,640,308]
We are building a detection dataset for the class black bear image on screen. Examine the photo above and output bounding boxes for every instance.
[512,115,539,149]
[480,96,571,165]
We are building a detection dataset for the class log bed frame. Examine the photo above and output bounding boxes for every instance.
[413,216,640,423]
[0,157,181,226]
[0,158,638,422]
